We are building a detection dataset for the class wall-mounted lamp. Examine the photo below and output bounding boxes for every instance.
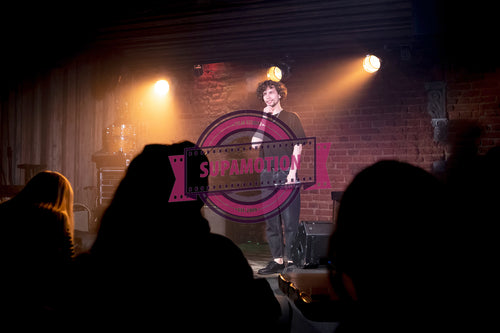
[154,79,170,96]
[363,55,381,73]
[267,66,282,82]
[266,61,292,82]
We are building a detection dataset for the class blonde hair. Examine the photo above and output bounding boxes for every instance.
[15,171,74,237]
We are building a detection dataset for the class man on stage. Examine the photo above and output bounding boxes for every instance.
[252,80,306,275]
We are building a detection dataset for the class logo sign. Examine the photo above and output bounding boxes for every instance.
[169,110,331,223]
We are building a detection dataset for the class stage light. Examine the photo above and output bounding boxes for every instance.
[267,66,283,82]
[154,79,170,96]
[363,55,381,73]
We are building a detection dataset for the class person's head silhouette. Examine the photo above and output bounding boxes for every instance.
[329,160,449,332]
[91,141,209,260]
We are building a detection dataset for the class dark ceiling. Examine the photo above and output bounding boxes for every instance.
[0,1,415,80]
[0,0,496,86]
[94,0,415,69]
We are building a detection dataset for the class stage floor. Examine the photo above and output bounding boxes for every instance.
[238,241,278,277]
[239,242,340,332]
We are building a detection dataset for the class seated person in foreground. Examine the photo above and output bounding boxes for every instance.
[328,160,453,333]
[75,142,281,332]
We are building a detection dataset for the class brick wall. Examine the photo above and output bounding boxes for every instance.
[447,68,500,154]
[169,60,500,224]
[287,60,444,222]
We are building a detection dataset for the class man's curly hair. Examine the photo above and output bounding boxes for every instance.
[256,80,287,102]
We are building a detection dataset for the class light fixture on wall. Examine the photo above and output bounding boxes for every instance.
[363,55,381,73]
[154,79,170,96]
[267,66,283,82]
[266,59,292,82]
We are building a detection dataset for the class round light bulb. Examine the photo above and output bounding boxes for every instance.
[267,66,283,81]
[154,79,170,96]
[363,55,381,73]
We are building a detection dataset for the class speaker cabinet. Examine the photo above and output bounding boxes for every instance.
[292,221,334,268]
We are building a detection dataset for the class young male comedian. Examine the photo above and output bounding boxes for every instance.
[252,80,305,275]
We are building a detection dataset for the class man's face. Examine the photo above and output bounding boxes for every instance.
[262,86,281,108]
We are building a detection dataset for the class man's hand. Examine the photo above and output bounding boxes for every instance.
[286,170,298,184]
[286,144,303,184]
[263,105,273,114]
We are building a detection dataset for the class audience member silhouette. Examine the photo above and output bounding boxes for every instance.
[471,145,500,330]
[328,160,452,333]
[445,123,500,333]
[444,120,482,191]
[479,145,500,222]
[441,120,499,329]
[0,170,75,324]
[75,142,281,332]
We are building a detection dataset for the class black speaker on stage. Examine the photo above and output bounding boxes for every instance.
[292,221,334,268]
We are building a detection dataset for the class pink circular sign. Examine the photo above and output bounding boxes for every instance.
[195,110,302,223]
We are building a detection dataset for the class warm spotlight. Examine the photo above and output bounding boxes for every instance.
[154,79,170,96]
[363,55,381,73]
[267,66,283,82]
